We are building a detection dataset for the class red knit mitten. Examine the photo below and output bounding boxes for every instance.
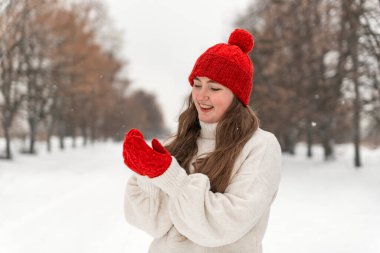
[123,129,172,178]
[122,129,143,172]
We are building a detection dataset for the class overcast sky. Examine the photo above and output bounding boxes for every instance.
[103,0,253,131]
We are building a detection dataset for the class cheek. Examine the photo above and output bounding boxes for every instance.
[191,88,198,101]
[213,94,233,111]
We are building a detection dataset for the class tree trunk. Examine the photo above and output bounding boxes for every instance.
[28,117,37,154]
[72,134,76,148]
[352,50,362,168]
[322,138,335,161]
[349,0,362,168]
[46,116,54,152]
[81,125,88,147]
[90,124,96,145]
[59,121,65,150]
[47,135,52,153]
[3,124,13,159]
[306,119,313,158]
[284,129,297,155]
[320,119,335,161]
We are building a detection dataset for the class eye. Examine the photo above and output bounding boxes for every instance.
[193,83,201,88]
[211,88,221,91]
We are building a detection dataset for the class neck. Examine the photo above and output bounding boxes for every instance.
[199,121,218,140]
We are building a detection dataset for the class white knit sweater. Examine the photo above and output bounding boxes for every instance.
[124,121,282,253]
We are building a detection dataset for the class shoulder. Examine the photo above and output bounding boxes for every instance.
[236,128,281,167]
[228,127,282,183]
[245,128,281,153]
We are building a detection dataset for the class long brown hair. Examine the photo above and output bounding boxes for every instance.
[165,94,260,193]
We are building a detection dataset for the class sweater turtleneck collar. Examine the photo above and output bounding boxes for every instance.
[199,121,218,140]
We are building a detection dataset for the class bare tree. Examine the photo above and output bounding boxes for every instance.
[236,0,380,166]
[0,1,28,159]
[0,0,167,159]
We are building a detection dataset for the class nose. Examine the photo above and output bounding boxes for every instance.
[196,86,209,100]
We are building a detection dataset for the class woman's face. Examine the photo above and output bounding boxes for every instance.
[191,76,234,123]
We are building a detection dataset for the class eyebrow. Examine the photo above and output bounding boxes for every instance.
[193,77,219,84]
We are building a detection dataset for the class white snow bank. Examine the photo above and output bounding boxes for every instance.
[0,140,379,253]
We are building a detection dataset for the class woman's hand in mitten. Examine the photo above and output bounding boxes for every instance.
[123,128,172,178]
[122,128,142,173]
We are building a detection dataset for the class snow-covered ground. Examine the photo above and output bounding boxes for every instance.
[0,138,379,253]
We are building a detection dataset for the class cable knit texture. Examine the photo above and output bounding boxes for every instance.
[123,128,172,178]
[188,29,254,106]
[124,121,282,253]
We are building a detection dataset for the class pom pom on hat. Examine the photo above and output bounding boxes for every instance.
[228,29,254,53]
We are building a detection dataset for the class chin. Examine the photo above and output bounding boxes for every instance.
[197,111,218,123]
[200,118,217,123]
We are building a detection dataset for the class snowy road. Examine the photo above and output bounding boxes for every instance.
[0,141,379,253]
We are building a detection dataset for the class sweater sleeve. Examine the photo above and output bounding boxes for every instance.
[150,133,282,247]
[124,174,173,238]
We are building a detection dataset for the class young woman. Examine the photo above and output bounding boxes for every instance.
[122,28,282,253]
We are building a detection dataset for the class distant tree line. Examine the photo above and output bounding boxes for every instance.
[237,0,380,167]
[0,0,166,159]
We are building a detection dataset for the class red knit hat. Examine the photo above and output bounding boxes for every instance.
[188,28,254,106]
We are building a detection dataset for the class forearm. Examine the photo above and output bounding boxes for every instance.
[124,174,173,238]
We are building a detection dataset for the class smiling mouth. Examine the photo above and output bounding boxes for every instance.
[199,104,214,112]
